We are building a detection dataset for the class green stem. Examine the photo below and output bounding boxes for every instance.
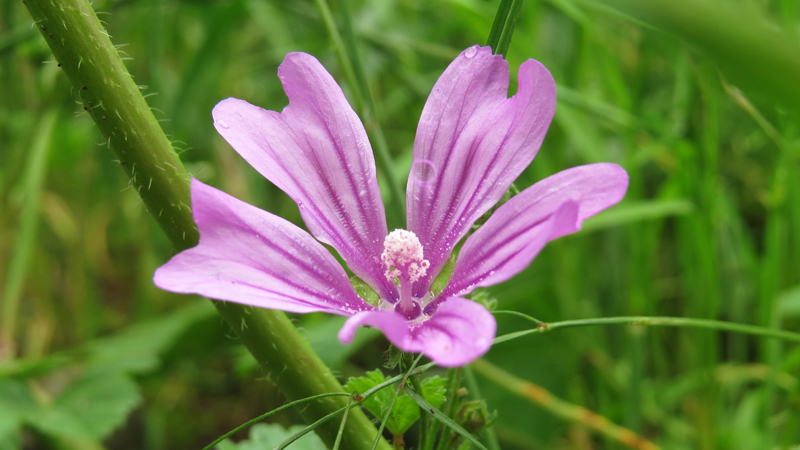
[315,0,405,228]
[493,315,800,345]
[485,0,525,56]
[462,367,501,450]
[432,368,463,450]
[201,393,350,450]
[333,396,354,450]
[1,110,57,361]
[371,355,426,450]
[23,2,391,449]
[404,353,429,448]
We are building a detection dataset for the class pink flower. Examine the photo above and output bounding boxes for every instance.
[154,46,628,367]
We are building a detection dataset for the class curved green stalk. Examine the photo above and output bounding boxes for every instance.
[493,315,800,345]
[201,393,351,450]
[23,1,392,449]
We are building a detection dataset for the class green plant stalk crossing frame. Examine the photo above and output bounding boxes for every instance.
[23,1,391,448]
[493,314,800,344]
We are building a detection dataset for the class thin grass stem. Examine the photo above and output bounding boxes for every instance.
[200,393,351,450]
[333,396,354,450]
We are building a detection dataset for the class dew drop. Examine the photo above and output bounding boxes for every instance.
[464,46,478,59]
[411,159,438,185]
[216,119,230,129]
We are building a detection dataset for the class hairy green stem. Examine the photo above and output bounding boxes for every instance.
[23,1,391,449]
[314,0,405,228]
[485,0,525,55]
[493,315,800,345]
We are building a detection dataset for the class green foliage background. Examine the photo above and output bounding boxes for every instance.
[2,0,800,448]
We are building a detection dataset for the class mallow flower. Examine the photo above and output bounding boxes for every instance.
[154,45,628,367]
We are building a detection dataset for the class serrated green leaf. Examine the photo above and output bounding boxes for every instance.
[345,369,419,434]
[28,372,141,440]
[344,371,448,435]
[344,369,393,419]
[421,376,447,408]
[216,423,326,450]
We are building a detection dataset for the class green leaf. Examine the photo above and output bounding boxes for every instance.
[0,380,36,443]
[28,372,141,440]
[421,376,447,408]
[344,370,448,435]
[344,370,394,420]
[84,301,215,374]
[216,423,326,450]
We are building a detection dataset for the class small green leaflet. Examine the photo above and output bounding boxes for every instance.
[344,369,446,435]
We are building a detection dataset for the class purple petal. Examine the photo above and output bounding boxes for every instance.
[440,163,629,298]
[407,46,557,296]
[212,52,397,302]
[339,297,496,367]
[154,179,374,315]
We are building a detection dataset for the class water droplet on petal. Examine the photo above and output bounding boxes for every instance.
[216,120,230,129]
[298,201,305,210]
[464,47,478,59]
[411,159,438,185]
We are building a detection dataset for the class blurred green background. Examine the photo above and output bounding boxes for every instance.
[2,0,800,448]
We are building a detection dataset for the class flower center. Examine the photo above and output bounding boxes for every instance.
[382,229,430,319]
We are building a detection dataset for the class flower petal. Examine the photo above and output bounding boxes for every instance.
[212,52,397,302]
[154,179,374,315]
[339,297,496,367]
[407,46,557,296]
[439,163,629,299]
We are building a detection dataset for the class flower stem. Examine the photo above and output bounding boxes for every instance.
[314,0,406,228]
[471,359,661,450]
[403,353,429,448]
[431,367,462,450]
[493,315,800,345]
[462,366,501,450]
[485,0,525,56]
[23,1,391,449]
